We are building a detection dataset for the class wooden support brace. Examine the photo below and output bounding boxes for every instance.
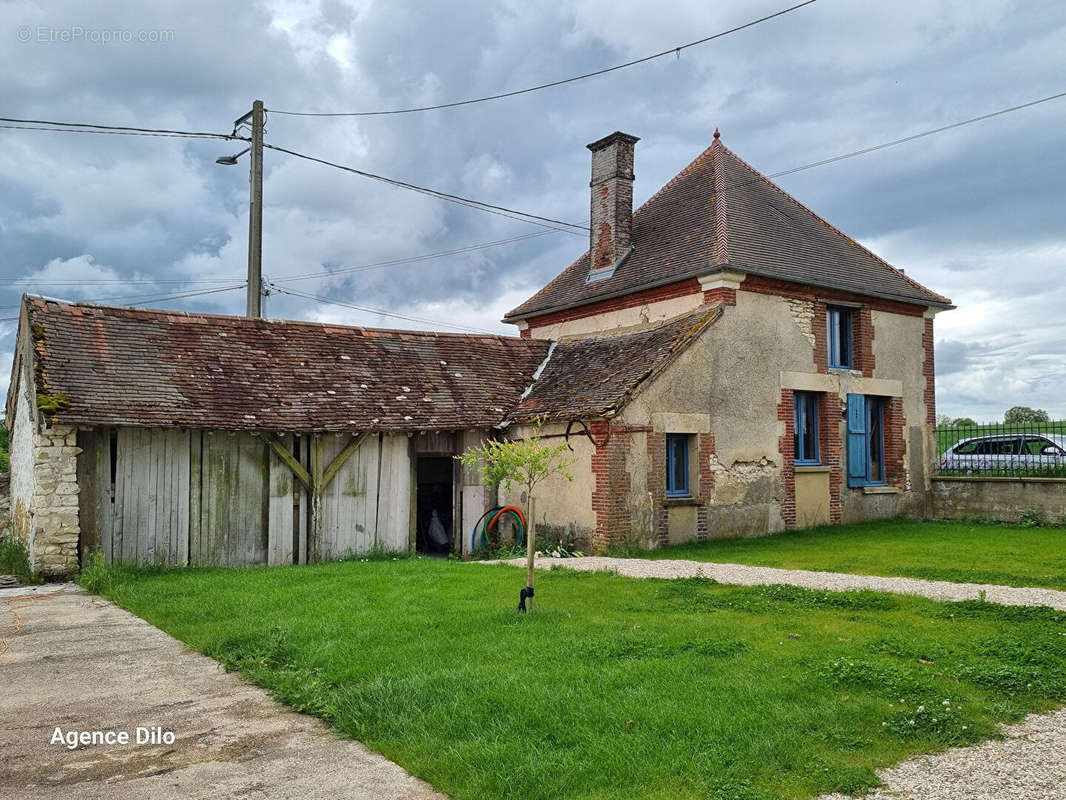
[322,432,367,490]
[268,435,312,491]
[267,431,368,564]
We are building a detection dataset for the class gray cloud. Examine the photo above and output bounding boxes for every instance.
[1,0,1064,419]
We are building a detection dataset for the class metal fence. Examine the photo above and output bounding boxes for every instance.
[935,421,1066,478]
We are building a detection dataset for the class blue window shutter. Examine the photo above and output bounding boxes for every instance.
[846,394,867,487]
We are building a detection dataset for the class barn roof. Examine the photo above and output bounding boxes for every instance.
[21,296,712,433]
[508,306,720,424]
[23,296,551,433]
[505,135,951,321]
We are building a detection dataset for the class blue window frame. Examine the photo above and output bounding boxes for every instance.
[827,306,852,369]
[846,394,885,487]
[794,392,820,465]
[666,434,691,497]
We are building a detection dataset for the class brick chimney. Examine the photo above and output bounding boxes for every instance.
[587,131,639,276]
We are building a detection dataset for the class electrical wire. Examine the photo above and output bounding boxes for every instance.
[0,276,244,286]
[264,142,589,234]
[0,115,240,139]
[270,231,553,283]
[267,1,818,117]
[717,90,1066,194]
[0,124,247,141]
[0,284,246,312]
[268,283,502,334]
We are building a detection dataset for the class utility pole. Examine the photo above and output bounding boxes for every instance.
[245,99,264,318]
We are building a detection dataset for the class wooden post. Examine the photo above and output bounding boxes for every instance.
[525,493,536,613]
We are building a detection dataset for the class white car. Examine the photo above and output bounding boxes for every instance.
[940,433,1066,472]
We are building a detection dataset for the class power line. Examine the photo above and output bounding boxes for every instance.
[0,284,246,312]
[264,142,589,234]
[760,90,1066,182]
[0,115,239,139]
[269,283,501,334]
[271,231,553,283]
[267,1,817,117]
[0,124,246,142]
[0,276,242,286]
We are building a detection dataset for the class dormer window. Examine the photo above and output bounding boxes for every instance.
[826,306,853,369]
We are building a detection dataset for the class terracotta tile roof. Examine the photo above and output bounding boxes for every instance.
[25,297,550,433]
[505,136,951,321]
[508,306,721,423]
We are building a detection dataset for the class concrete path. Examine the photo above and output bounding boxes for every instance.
[0,586,444,800]
[498,555,1066,610]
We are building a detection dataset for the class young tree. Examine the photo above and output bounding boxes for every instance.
[459,427,573,612]
[1003,406,1050,425]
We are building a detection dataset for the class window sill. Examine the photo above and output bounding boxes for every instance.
[862,485,900,495]
[663,496,702,507]
[795,465,830,473]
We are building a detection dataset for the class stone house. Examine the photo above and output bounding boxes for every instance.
[5,130,951,576]
[501,130,952,550]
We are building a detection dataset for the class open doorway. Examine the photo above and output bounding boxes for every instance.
[415,456,453,556]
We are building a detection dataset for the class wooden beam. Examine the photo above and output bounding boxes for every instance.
[268,435,312,491]
[321,432,368,490]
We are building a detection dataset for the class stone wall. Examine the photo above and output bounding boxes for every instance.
[931,477,1066,525]
[28,423,81,577]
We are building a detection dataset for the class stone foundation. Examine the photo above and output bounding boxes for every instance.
[29,423,81,577]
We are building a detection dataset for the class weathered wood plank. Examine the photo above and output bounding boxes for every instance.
[375,434,413,551]
[296,436,308,565]
[75,430,101,563]
[176,431,190,566]
[267,434,294,566]
[189,430,202,565]
[318,433,378,559]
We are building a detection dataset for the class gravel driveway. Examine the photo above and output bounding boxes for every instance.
[498,555,1066,610]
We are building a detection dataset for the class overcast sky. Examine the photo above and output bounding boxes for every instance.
[1,0,1063,421]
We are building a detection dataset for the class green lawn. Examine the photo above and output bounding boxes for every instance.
[86,558,1066,800]
[625,519,1066,590]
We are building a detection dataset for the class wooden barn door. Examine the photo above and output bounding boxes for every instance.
[193,431,271,566]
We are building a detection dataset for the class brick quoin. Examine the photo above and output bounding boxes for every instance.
[922,316,936,427]
[589,421,633,551]
[701,287,736,306]
[855,307,876,377]
[646,432,669,546]
[813,303,828,374]
[820,392,843,524]
[695,433,715,540]
[777,390,797,530]
[884,396,907,489]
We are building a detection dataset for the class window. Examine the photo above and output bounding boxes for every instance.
[826,306,852,369]
[793,392,820,465]
[846,394,885,486]
[666,434,691,497]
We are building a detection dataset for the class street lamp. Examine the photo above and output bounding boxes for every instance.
[215,148,249,166]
